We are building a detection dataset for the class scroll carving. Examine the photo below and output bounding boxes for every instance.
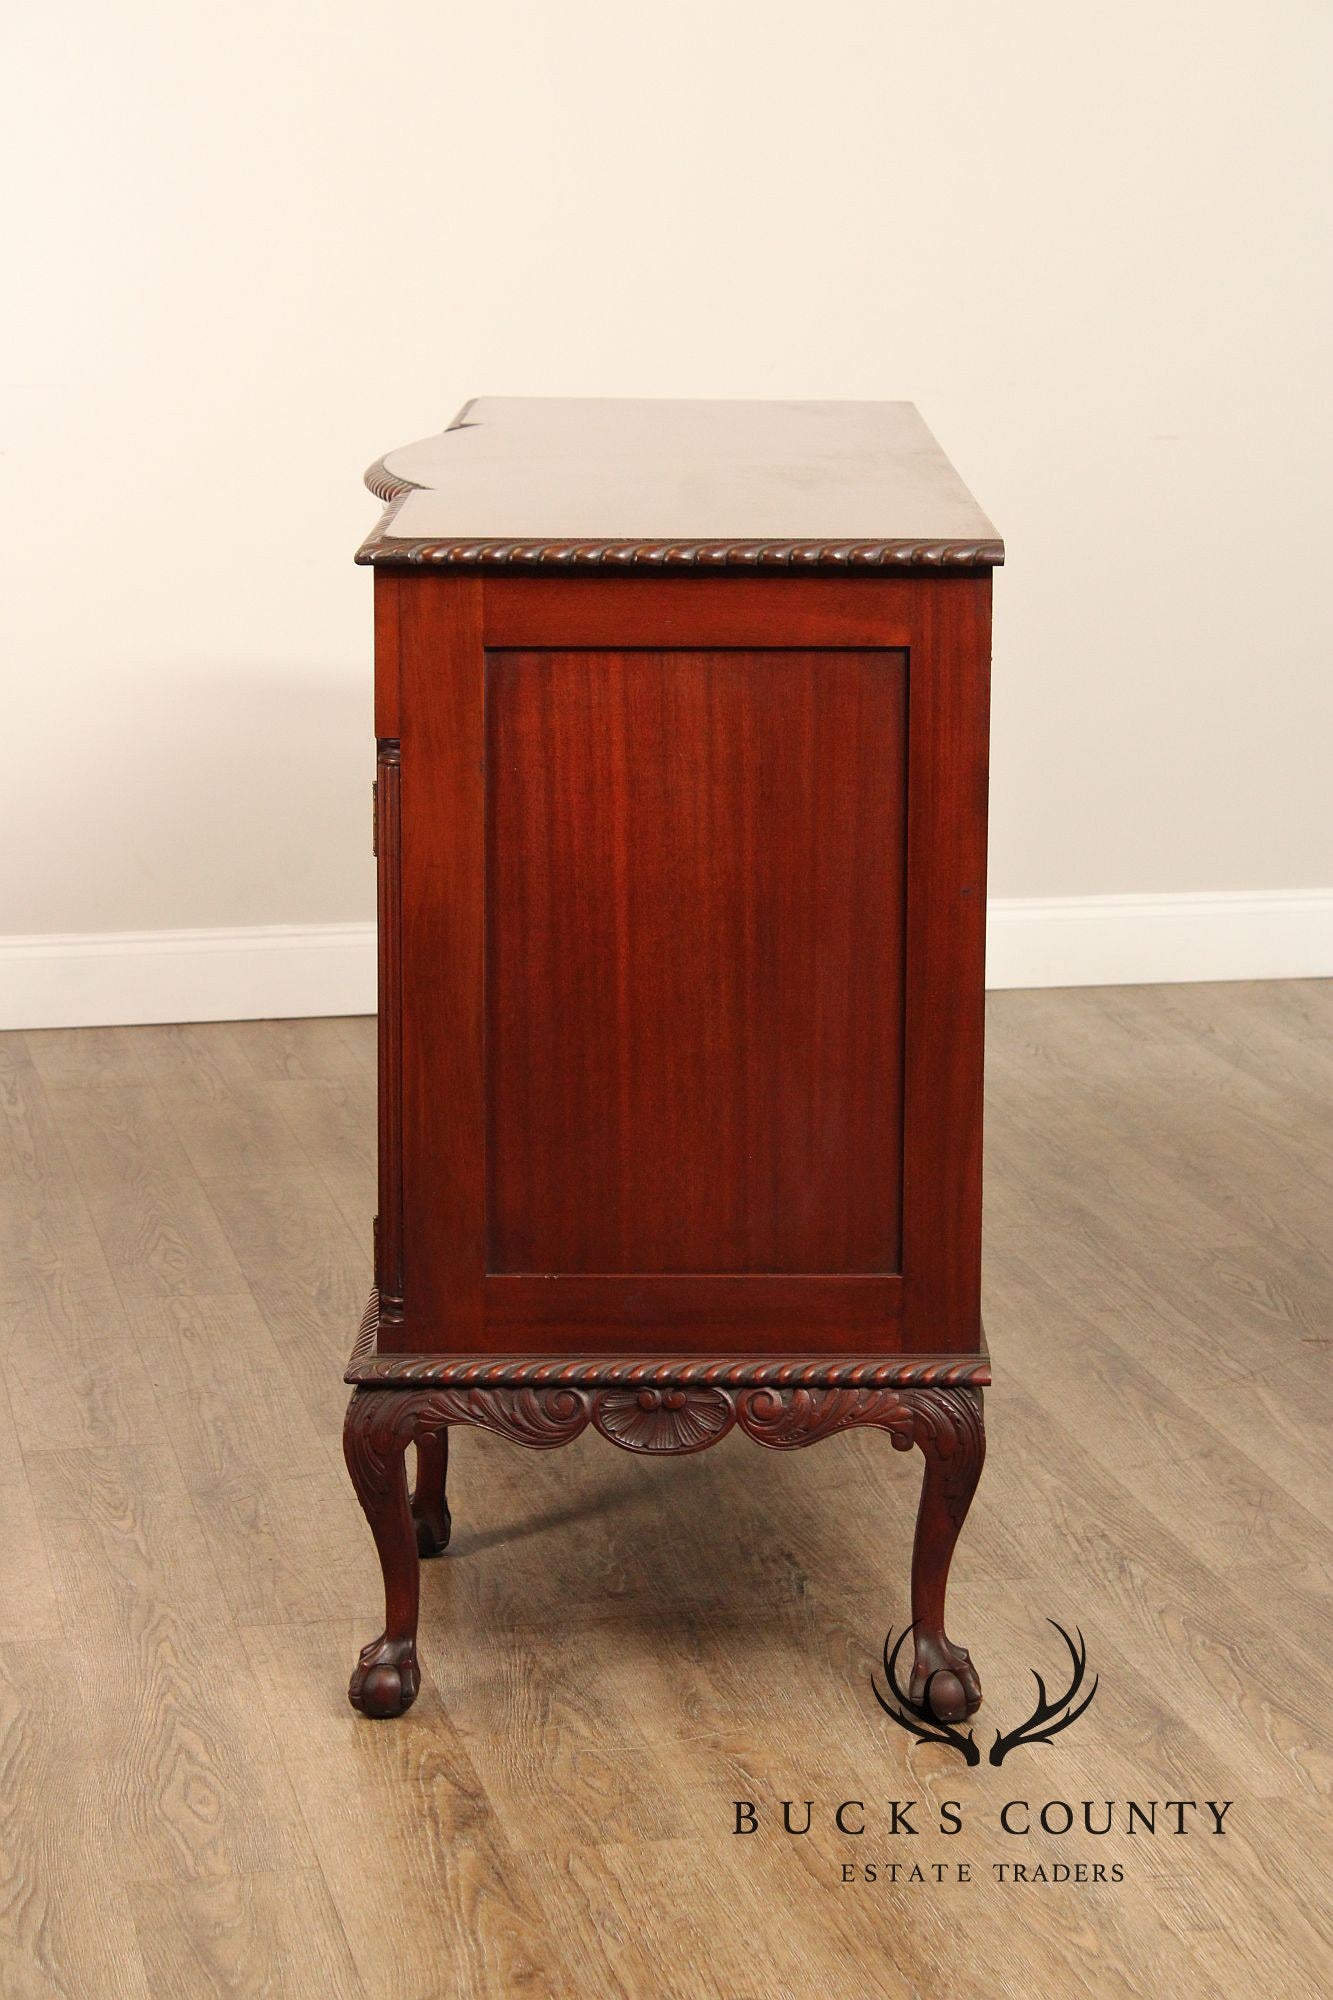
[344,1379,983,1464]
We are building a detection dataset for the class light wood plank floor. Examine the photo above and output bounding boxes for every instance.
[1,984,1329,1999]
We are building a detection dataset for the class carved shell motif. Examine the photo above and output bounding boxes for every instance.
[591,1387,736,1453]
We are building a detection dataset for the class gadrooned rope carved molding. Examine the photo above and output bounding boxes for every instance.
[343,1375,985,1721]
[346,1290,991,1390]
[357,447,1004,569]
[363,456,421,505]
[355,529,1006,570]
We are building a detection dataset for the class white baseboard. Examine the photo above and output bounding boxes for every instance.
[984,889,1333,990]
[0,922,376,1031]
[0,892,1329,1030]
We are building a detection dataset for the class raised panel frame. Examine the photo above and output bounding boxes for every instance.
[374,569,990,1357]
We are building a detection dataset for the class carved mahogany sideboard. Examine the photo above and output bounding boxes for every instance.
[345,398,1002,1720]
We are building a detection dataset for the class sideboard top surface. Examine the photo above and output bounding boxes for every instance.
[358,396,1003,571]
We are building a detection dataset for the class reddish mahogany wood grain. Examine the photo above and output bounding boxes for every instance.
[899,574,991,1350]
[485,646,906,1277]
[372,570,401,737]
[350,407,997,1723]
[397,576,486,1351]
[481,574,913,649]
[383,570,989,1359]
[482,1274,903,1349]
[374,739,404,1327]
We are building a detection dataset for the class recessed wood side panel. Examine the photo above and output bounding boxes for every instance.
[485,648,907,1277]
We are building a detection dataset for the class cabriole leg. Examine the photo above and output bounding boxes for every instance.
[411,1429,451,1557]
[908,1386,985,1723]
[343,1388,430,1718]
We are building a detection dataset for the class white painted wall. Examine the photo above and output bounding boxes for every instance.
[3,2,1331,1022]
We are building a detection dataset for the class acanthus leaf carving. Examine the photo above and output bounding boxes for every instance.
[345,1378,984,1468]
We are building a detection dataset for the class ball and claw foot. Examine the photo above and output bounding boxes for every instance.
[912,1632,982,1723]
[412,1497,451,1559]
[348,1634,420,1718]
